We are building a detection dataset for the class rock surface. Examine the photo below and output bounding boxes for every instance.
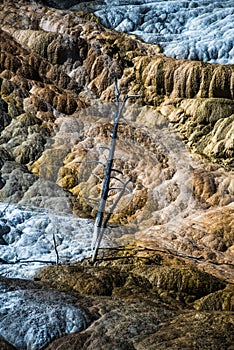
[0,340,17,350]
[70,0,234,64]
[38,248,234,350]
[0,0,233,349]
[37,0,234,64]
[0,277,93,349]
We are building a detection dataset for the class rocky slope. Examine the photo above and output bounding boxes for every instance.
[0,0,233,349]
[44,0,234,64]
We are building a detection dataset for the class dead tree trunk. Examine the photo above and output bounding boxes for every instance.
[91,79,142,262]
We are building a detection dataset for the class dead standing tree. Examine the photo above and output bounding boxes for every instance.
[91,78,142,262]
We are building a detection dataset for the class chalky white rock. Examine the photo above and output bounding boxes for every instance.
[73,0,234,64]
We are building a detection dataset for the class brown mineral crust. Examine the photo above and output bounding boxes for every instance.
[0,340,17,350]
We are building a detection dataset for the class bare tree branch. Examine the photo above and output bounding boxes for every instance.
[52,231,59,265]
[74,160,106,167]
[91,179,131,262]
[92,173,103,182]
[91,78,142,262]
[111,169,123,175]
[0,200,11,217]
[110,176,125,184]
[99,146,110,151]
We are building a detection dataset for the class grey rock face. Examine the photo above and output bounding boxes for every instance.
[0,278,91,350]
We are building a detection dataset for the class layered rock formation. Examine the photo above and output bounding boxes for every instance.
[1,248,234,350]
[71,0,234,64]
[0,0,233,349]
